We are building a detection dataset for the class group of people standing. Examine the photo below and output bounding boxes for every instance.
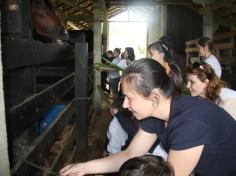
[100,47,135,98]
[60,36,236,176]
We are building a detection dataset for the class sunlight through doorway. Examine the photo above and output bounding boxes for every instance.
[108,8,148,59]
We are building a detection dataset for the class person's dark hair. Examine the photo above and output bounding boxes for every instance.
[114,48,121,55]
[186,62,227,102]
[121,59,180,98]
[148,41,171,63]
[125,47,135,62]
[159,35,174,50]
[168,63,183,95]
[119,155,175,176]
[147,42,183,94]
[107,50,113,56]
[197,37,216,55]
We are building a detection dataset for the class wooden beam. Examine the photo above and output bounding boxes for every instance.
[74,43,89,161]
[107,0,194,7]
[8,73,75,139]
[215,16,236,27]
[61,14,94,22]
[11,101,75,176]
[67,21,80,30]
[36,67,73,77]
[185,47,198,53]
[214,41,234,50]
[58,0,93,16]
[185,39,199,45]
[93,3,102,115]
[215,5,236,18]
[3,39,74,70]
[199,0,236,14]
[213,31,235,41]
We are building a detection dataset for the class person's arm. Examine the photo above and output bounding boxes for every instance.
[168,145,204,176]
[60,129,157,176]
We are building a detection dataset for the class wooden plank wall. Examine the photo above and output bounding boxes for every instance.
[1,0,94,174]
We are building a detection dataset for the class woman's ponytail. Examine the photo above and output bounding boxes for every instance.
[168,63,183,96]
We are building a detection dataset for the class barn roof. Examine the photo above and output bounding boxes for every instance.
[50,0,236,30]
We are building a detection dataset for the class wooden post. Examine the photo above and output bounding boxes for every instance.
[102,12,109,53]
[2,0,22,35]
[75,43,88,161]
[21,0,32,39]
[203,12,213,38]
[0,9,11,176]
[93,3,103,115]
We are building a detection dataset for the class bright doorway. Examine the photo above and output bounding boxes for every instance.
[108,8,148,59]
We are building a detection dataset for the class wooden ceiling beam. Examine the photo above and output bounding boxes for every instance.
[58,0,93,16]
[106,0,194,7]
[215,15,236,26]
[215,5,236,18]
[61,14,94,22]
[199,0,236,14]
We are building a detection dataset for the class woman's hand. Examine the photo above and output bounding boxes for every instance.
[59,163,86,176]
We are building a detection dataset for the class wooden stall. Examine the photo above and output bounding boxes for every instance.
[1,0,94,175]
[185,39,200,65]
[213,31,236,88]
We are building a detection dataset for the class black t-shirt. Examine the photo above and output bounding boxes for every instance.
[116,111,164,152]
[140,95,236,176]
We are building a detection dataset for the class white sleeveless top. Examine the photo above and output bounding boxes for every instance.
[204,55,222,78]
[218,88,236,120]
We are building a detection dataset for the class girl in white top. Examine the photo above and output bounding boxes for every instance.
[197,37,222,78]
[187,62,236,120]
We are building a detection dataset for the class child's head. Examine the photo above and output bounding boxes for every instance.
[119,155,174,176]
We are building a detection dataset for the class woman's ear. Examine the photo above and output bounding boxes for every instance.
[150,88,160,106]
[204,79,209,85]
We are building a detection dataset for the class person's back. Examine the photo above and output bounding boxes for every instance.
[119,155,174,176]
[160,96,236,176]
[219,87,236,120]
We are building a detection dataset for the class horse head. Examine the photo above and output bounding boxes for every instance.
[31,0,69,43]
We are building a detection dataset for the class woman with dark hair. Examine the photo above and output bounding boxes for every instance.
[60,59,236,176]
[197,37,222,78]
[108,48,122,98]
[124,47,135,63]
[148,41,183,95]
[186,62,236,120]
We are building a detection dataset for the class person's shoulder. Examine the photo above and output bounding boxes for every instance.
[205,55,220,63]
[140,117,165,134]
[170,96,217,121]
[172,95,208,110]
[220,88,236,100]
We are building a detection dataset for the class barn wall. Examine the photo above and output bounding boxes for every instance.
[166,5,203,54]
[147,5,167,45]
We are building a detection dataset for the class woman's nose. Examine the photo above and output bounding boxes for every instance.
[122,97,129,109]
[186,81,191,89]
